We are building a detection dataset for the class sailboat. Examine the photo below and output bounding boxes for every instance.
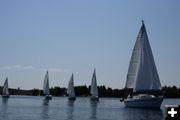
[2,77,9,98]
[43,70,52,100]
[67,73,76,101]
[90,69,99,101]
[122,21,163,108]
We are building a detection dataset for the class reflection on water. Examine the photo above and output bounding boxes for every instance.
[1,97,178,120]
[41,99,50,119]
[123,107,163,120]
[2,98,9,104]
[66,100,75,120]
[90,101,98,120]
[1,98,9,119]
[43,99,50,106]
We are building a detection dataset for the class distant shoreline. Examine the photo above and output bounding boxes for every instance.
[1,85,180,98]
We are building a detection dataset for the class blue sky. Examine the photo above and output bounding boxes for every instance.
[0,0,180,89]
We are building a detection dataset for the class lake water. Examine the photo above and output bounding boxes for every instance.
[0,96,179,120]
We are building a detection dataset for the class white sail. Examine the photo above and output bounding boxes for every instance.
[67,74,75,97]
[125,29,142,89]
[3,77,9,95]
[90,69,98,97]
[43,71,50,95]
[126,22,161,91]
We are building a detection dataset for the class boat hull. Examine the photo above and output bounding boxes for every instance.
[2,95,10,98]
[90,96,99,101]
[68,97,76,101]
[45,95,52,100]
[124,97,163,108]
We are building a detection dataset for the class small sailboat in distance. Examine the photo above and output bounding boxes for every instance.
[67,73,76,101]
[2,77,10,98]
[90,69,99,101]
[122,21,163,108]
[43,70,52,100]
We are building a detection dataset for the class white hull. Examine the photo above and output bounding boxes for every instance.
[124,97,163,108]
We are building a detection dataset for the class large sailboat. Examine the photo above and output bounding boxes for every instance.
[2,77,9,98]
[67,73,76,101]
[90,69,99,101]
[43,70,52,100]
[122,21,163,108]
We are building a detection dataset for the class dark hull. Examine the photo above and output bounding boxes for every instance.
[90,96,99,101]
[45,95,52,100]
[68,97,76,101]
[2,95,10,98]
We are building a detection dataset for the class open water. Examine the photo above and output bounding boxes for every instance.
[0,96,179,120]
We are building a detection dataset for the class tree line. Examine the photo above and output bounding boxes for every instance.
[0,85,180,98]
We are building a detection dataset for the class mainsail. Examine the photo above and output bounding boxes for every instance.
[67,74,75,97]
[3,77,9,95]
[125,22,161,91]
[43,71,50,95]
[91,69,98,97]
